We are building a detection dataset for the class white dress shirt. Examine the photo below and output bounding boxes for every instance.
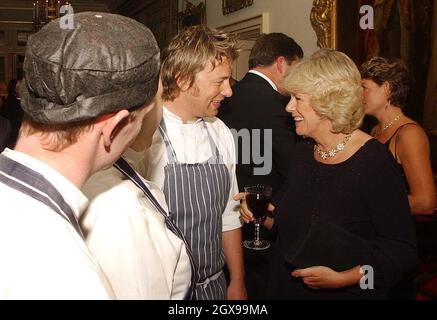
[138,107,242,232]
[248,70,278,91]
[0,148,114,300]
[81,153,192,300]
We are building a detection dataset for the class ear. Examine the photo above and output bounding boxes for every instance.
[100,109,130,148]
[382,81,391,99]
[276,56,288,74]
[176,76,191,92]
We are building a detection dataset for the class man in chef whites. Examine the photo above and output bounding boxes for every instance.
[140,25,247,300]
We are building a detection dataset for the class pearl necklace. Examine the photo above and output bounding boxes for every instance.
[315,134,352,160]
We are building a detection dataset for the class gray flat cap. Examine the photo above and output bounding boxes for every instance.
[21,12,160,124]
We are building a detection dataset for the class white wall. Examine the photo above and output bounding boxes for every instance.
[205,0,319,56]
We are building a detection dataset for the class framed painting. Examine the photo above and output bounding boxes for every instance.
[17,31,31,46]
[178,1,206,30]
[222,0,254,15]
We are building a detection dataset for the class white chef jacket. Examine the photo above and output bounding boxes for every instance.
[0,148,114,300]
[81,152,192,300]
[137,107,242,232]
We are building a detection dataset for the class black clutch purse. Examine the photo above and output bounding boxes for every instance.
[286,219,370,271]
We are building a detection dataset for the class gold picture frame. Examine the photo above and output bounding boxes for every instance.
[222,0,254,15]
[310,0,336,49]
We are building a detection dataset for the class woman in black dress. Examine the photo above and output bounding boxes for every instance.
[361,57,435,215]
[236,49,417,299]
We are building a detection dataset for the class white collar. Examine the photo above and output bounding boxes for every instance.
[2,148,89,220]
[123,148,145,167]
[163,107,203,125]
[248,70,278,92]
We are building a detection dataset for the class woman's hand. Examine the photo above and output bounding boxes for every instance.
[291,265,362,289]
[233,192,253,223]
[233,192,275,223]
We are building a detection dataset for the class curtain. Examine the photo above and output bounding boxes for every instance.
[423,0,437,130]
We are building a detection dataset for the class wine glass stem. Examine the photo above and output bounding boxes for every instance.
[254,219,260,243]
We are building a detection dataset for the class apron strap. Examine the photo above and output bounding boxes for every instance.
[0,154,84,238]
[158,118,178,164]
[159,118,221,164]
[202,121,221,162]
[113,157,197,300]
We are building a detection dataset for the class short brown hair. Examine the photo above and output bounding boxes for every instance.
[19,116,95,152]
[249,33,303,69]
[360,57,410,109]
[19,102,148,152]
[161,25,238,101]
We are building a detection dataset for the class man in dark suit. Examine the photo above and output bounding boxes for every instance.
[219,33,303,195]
[218,33,303,299]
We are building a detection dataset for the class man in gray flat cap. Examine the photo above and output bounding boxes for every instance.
[0,12,163,299]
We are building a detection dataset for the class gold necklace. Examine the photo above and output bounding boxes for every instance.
[315,134,352,160]
[376,112,403,136]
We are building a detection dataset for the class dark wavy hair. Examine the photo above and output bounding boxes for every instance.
[249,33,303,69]
[360,57,410,109]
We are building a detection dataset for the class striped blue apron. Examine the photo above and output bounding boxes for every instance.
[159,119,231,300]
[0,153,84,238]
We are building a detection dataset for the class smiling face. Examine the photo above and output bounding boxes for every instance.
[182,58,233,120]
[361,79,389,116]
[285,93,329,138]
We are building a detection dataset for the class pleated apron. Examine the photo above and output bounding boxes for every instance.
[159,119,231,300]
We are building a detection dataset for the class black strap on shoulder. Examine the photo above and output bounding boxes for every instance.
[114,157,197,299]
[386,122,419,144]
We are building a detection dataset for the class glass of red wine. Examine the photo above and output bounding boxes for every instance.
[243,184,272,250]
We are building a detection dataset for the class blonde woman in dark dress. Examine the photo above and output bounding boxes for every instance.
[236,49,417,299]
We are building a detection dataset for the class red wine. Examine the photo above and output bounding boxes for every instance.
[246,193,270,219]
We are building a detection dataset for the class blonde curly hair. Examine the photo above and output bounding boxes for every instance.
[282,49,364,134]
